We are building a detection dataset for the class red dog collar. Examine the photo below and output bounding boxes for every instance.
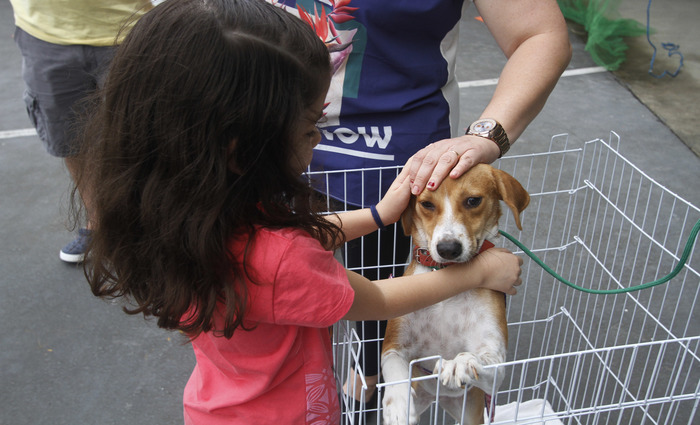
[413,240,495,270]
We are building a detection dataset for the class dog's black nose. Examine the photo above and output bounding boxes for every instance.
[436,240,462,260]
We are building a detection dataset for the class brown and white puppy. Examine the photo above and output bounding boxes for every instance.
[381,164,530,425]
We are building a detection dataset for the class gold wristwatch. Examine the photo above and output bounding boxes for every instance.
[466,118,510,158]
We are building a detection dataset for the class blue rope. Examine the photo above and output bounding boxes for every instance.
[646,0,683,78]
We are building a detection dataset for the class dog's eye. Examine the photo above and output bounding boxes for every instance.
[420,201,436,211]
[463,197,482,209]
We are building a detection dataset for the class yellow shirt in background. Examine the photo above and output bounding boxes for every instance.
[10,0,153,46]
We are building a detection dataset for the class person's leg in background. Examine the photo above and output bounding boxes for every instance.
[342,222,411,409]
[15,28,114,263]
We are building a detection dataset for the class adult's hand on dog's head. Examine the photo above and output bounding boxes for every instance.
[409,135,500,195]
[474,247,523,295]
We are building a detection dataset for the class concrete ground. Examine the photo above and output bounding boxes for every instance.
[615,0,700,156]
[1,1,698,424]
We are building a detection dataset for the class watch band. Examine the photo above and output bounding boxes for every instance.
[466,118,510,158]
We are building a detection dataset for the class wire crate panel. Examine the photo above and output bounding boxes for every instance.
[312,133,700,424]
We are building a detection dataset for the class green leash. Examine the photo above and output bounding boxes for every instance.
[498,219,700,294]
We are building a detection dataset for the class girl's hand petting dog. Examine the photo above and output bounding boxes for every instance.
[375,158,414,226]
[427,247,524,296]
[473,247,524,295]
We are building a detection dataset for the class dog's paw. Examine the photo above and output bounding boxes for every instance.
[436,352,482,390]
[382,385,418,425]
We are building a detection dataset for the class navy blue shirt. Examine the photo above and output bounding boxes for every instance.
[274,0,467,205]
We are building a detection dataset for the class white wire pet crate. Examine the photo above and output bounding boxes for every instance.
[309,133,700,425]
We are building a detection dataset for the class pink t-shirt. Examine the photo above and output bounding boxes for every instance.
[183,227,354,425]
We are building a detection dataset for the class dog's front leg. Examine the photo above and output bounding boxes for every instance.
[381,349,418,425]
[470,351,506,394]
[437,350,506,393]
[436,351,481,390]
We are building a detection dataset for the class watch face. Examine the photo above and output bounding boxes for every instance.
[472,120,495,133]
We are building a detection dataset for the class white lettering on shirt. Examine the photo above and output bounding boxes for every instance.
[321,126,392,149]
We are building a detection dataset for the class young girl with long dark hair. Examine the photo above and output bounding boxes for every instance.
[71,1,523,423]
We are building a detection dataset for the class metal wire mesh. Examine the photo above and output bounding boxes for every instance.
[311,133,699,425]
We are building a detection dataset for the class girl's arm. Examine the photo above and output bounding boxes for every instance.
[325,160,413,248]
[342,247,523,321]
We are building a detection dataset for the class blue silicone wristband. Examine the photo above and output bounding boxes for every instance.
[370,204,385,228]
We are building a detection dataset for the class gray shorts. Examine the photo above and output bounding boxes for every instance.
[14,27,116,157]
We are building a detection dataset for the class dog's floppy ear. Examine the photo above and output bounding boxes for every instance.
[493,168,530,230]
[400,196,417,237]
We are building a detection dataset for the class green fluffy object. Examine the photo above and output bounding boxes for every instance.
[558,0,647,70]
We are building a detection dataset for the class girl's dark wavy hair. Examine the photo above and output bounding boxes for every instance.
[72,0,339,338]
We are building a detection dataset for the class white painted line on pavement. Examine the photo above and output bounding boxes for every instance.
[458,66,608,88]
[1,67,609,140]
[0,128,37,139]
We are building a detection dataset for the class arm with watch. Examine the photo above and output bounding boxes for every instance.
[408,0,572,195]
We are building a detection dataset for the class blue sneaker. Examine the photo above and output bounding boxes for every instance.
[59,228,92,263]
